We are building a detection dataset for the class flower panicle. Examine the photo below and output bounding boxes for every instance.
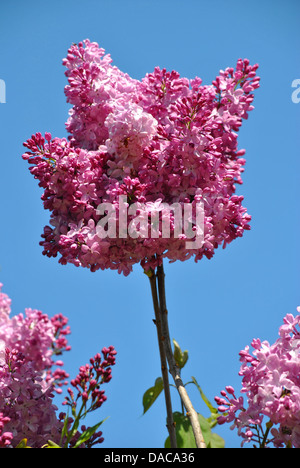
[0,283,116,448]
[22,39,260,276]
[215,309,300,448]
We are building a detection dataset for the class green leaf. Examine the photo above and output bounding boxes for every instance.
[164,412,225,449]
[142,377,164,414]
[191,376,218,416]
[164,412,207,448]
[196,414,212,447]
[190,376,224,429]
[69,414,81,441]
[207,432,225,449]
[16,438,31,448]
[173,339,188,369]
[72,418,108,448]
[43,440,61,448]
[60,411,71,441]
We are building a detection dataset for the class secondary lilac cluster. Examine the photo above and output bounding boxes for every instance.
[0,283,116,448]
[62,346,117,448]
[0,283,71,392]
[64,346,116,412]
[0,347,62,447]
[0,283,71,447]
[215,309,300,448]
[23,39,259,275]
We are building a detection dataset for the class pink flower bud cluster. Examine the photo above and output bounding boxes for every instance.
[23,39,259,275]
[215,309,300,448]
[64,346,117,412]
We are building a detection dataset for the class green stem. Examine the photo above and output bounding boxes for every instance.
[148,269,177,449]
[156,261,206,449]
[260,422,273,448]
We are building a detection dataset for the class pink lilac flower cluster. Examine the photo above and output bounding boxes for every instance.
[64,346,117,412]
[0,283,116,448]
[0,347,62,447]
[22,39,259,276]
[55,346,117,448]
[0,283,71,447]
[215,309,300,448]
[0,283,71,392]
[62,346,117,448]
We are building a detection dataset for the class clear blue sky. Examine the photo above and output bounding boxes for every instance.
[0,0,299,448]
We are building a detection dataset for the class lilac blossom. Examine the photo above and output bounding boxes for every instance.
[22,39,260,276]
[0,283,71,446]
[0,348,62,447]
[0,283,116,448]
[215,308,300,448]
[0,283,71,389]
